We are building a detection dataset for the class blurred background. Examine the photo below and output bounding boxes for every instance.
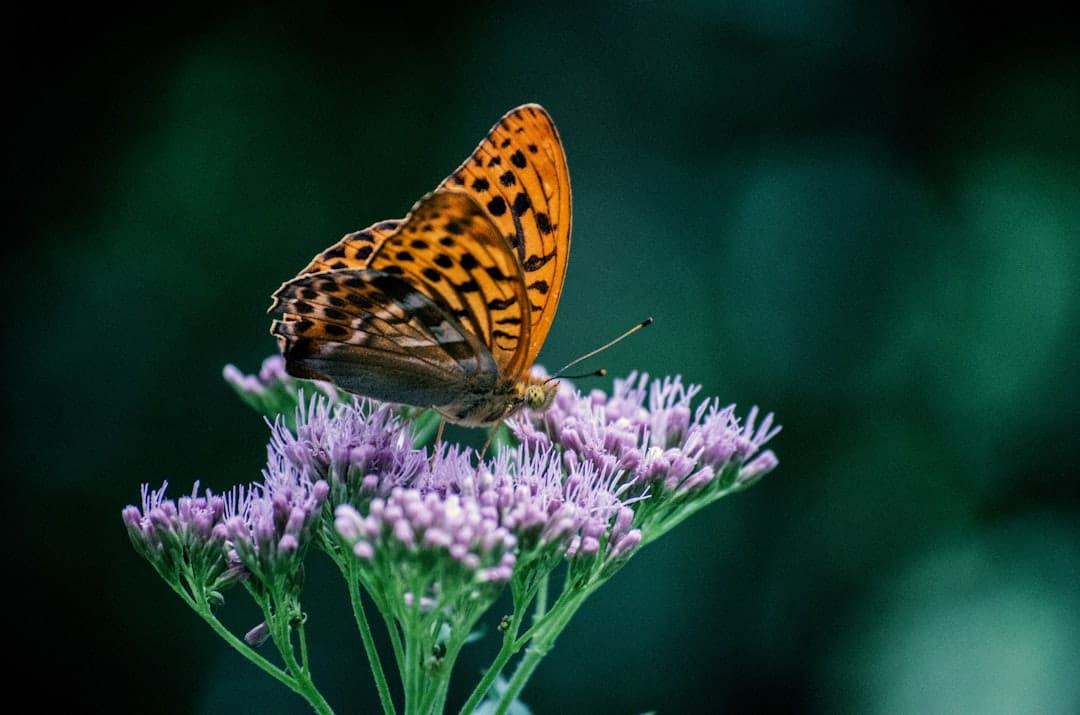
[10,2,1078,713]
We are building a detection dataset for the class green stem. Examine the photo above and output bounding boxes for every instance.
[343,559,397,715]
[457,614,524,715]
[418,642,453,715]
[533,573,550,622]
[175,581,334,715]
[382,607,407,677]
[291,618,332,712]
[495,577,604,715]
[458,572,548,715]
[401,595,425,715]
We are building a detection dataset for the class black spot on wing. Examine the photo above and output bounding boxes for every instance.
[318,280,342,293]
[324,323,348,337]
[512,192,531,216]
[535,212,552,234]
[522,252,555,272]
[488,297,517,310]
[347,293,373,309]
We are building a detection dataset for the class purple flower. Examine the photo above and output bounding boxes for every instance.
[510,371,781,499]
[122,481,246,594]
[332,436,645,596]
[224,355,339,402]
[482,444,643,565]
[267,396,427,501]
[222,466,330,584]
[244,621,271,647]
[223,355,341,422]
[129,363,778,620]
[335,483,518,588]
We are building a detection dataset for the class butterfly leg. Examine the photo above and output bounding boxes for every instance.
[478,424,501,460]
[429,417,447,466]
[435,417,447,448]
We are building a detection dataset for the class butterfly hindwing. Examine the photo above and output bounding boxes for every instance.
[270,267,498,407]
[296,219,403,275]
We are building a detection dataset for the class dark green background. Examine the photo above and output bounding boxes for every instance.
[12,3,1078,713]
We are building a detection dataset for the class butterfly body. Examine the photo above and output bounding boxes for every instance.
[270,104,570,427]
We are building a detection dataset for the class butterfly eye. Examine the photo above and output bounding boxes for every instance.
[524,384,554,411]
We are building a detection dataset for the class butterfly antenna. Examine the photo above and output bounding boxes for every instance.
[559,367,607,380]
[551,317,654,380]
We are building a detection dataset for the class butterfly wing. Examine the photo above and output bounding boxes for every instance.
[270,266,497,407]
[364,189,532,378]
[269,104,569,424]
[270,190,532,416]
[294,219,403,275]
[438,104,571,369]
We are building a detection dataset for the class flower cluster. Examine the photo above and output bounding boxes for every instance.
[223,354,342,425]
[512,371,780,501]
[123,359,781,715]
[223,469,330,588]
[122,474,330,607]
[122,482,246,599]
[127,367,780,598]
[266,395,427,504]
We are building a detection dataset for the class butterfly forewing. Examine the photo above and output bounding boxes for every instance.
[439,104,571,368]
[364,190,532,378]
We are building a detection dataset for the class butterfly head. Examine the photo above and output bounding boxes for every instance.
[522,378,558,413]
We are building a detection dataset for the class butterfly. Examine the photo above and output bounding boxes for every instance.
[269,104,571,428]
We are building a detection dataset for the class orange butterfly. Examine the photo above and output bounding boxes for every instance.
[269,104,571,427]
